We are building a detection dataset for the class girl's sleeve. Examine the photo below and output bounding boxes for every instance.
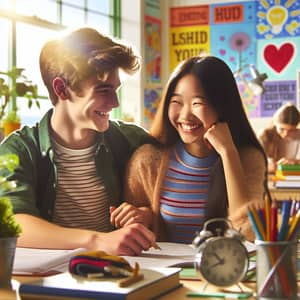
[230,147,266,241]
[123,144,160,209]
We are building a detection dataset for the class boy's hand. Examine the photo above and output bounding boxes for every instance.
[92,223,156,256]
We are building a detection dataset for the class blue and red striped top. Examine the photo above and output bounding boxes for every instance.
[160,142,218,243]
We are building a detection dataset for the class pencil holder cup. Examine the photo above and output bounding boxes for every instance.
[255,240,298,300]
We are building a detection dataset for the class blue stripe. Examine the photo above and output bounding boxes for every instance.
[163,179,208,188]
[161,191,207,200]
[166,169,210,181]
[161,207,206,220]
[159,142,218,243]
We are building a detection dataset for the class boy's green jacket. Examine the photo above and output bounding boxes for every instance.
[0,109,151,221]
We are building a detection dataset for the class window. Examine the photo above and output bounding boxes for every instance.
[0,0,118,126]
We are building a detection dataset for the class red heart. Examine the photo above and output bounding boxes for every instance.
[263,43,295,73]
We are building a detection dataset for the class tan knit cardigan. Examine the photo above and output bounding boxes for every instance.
[124,144,266,241]
[258,126,281,162]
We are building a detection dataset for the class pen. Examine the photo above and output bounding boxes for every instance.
[186,292,253,299]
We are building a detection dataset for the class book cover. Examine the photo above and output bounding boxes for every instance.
[19,267,181,300]
[275,180,300,189]
[276,174,300,181]
[277,164,300,172]
[276,170,300,177]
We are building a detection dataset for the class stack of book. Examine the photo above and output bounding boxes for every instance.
[274,164,300,188]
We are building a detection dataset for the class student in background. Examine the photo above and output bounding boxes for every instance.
[110,55,267,242]
[258,102,300,174]
[0,27,156,255]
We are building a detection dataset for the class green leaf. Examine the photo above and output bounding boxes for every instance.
[0,154,22,237]
[0,154,19,171]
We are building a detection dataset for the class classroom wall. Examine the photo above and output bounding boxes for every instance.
[141,0,300,135]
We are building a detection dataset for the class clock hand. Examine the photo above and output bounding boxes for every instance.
[213,252,223,262]
[209,259,224,269]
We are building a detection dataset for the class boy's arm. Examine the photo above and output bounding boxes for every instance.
[15,213,156,256]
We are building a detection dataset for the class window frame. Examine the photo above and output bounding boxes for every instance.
[0,0,121,124]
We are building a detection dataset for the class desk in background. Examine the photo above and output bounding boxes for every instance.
[269,185,300,201]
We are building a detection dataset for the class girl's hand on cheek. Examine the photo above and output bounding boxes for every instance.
[204,122,235,155]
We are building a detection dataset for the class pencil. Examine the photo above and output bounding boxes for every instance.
[287,211,300,240]
[264,195,271,241]
[270,201,278,241]
[248,207,265,240]
[278,200,291,241]
[152,242,161,250]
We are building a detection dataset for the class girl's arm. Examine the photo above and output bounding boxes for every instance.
[204,122,265,215]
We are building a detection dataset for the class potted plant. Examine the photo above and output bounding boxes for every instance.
[0,154,22,289]
[1,110,21,138]
[0,67,39,137]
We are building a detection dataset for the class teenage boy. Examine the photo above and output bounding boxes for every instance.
[0,27,155,256]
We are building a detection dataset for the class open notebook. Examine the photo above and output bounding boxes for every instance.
[13,241,256,275]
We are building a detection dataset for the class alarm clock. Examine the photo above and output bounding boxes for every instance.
[192,218,249,287]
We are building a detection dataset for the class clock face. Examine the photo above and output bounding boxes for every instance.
[195,237,248,287]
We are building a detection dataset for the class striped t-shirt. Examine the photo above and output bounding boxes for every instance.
[160,142,217,243]
[52,139,113,232]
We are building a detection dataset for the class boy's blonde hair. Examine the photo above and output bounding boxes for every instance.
[39,27,140,104]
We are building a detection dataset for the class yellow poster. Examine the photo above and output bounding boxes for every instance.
[169,26,210,72]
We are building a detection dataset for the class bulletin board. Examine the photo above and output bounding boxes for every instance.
[168,0,300,118]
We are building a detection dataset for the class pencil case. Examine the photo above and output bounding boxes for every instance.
[68,250,133,277]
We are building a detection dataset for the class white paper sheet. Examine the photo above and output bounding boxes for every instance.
[124,241,256,269]
[13,247,85,275]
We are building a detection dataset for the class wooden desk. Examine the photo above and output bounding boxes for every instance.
[2,276,299,299]
[268,179,299,201]
[1,277,256,300]
[159,280,255,300]
[269,186,300,201]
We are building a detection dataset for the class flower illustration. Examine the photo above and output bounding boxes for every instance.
[229,32,250,52]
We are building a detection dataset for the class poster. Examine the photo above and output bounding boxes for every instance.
[145,16,162,84]
[256,37,298,81]
[210,2,256,74]
[144,0,162,126]
[238,81,261,117]
[256,0,300,39]
[144,88,162,129]
[167,1,300,118]
[169,6,210,72]
[260,80,296,116]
